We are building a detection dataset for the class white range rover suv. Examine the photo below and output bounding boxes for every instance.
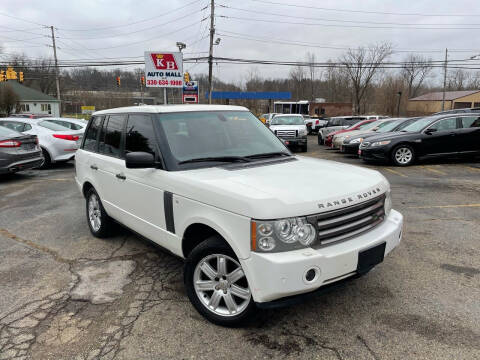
[75,105,403,326]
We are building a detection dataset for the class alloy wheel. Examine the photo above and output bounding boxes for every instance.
[395,147,413,165]
[193,254,251,317]
[88,194,102,232]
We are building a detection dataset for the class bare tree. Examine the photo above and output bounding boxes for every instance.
[306,52,317,101]
[0,84,19,115]
[401,54,433,98]
[447,69,472,91]
[289,65,306,100]
[340,43,393,114]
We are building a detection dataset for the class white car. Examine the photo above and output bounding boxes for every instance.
[75,105,403,326]
[269,114,308,152]
[41,117,88,131]
[0,118,84,167]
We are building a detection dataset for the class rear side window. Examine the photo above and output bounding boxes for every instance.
[429,118,458,131]
[460,116,480,128]
[99,115,126,158]
[38,120,70,131]
[0,121,25,132]
[83,116,103,151]
[125,114,157,155]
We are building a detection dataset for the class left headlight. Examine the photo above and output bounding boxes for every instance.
[384,190,392,216]
[252,217,316,252]
[371,140,391,147]
[349,138,363,144]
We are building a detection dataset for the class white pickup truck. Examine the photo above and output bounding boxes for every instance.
[75,105,403,326]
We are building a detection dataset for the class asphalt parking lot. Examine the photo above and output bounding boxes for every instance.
[1,135,479,360]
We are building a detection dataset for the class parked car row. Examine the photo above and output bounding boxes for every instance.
[0,117,86,174]
[318,112,480,166]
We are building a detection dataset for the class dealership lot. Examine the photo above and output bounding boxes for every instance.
[0,136,479,360]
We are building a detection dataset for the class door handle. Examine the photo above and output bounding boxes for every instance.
[116,173,126,180]
[449,132,456,136]
[90,164,98,170]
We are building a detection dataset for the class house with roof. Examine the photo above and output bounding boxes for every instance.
[407,90,480,116]
[0,81,60,117]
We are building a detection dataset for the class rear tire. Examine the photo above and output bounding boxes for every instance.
[40,148,51,169]
[391,145,415,166]
[184,236,256,327]
[301,144,308,152]
[86,188,113,238]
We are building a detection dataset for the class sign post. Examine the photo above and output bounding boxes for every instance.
[144,52,183,105]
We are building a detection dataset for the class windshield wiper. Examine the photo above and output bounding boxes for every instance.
[246,152,292,159]
[178,156,252,165]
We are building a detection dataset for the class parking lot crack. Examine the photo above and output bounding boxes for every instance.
[356,335,380,360]
[0,228,73,265]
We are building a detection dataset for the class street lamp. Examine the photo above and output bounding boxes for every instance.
[176,42,186,53]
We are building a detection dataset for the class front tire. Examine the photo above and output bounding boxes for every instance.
[301,144,308,152]
[391,144,415,166]
[185,237,256,327]
[86,188,113,238]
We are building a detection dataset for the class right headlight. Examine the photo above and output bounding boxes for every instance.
[252,217,317,252]
[371,140,391,147]
[349,138,363,144]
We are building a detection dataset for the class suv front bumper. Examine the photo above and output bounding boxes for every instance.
[241,209,403,303]
[281,136,307,147]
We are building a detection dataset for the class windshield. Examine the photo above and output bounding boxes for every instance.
[401,117,436,132]
[358,120,381,131]
[38,120,72,131]
[271,116,304,125]
[376,120,403,133]
[157,111,289,165]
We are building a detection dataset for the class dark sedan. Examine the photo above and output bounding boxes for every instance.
[359,114,480,166]
[341,118,419,155]
[0,125,44,174]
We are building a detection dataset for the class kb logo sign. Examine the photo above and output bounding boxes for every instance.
[150,53,179,70]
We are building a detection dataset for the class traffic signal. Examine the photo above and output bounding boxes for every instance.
[140,76,145,86]
[116,76,121,87]
[0,71,5,82]
[6,67,17,80]
[19,72,24,83]
[184,72,190,83]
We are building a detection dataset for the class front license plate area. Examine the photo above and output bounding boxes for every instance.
[357,242,386,274]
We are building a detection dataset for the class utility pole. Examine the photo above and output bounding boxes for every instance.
[50,26,61,109]
[208,0,215,104]
[441,48,448,111]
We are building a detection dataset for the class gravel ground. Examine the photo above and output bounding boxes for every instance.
[0,136,479,360]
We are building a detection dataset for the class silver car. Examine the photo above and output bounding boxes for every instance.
[0,125,43,174]
[318,116,367,144]
[0,118,84,167]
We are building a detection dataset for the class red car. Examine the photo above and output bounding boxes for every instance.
[324,119,377,147]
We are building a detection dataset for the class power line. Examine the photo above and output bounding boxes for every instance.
[220,4,480,26]
[57,0,203,32]
[219,15,480,30]
[0,12,47,26]
[245,0,480,17]
[57,10,205,40]
[216,30,480,54]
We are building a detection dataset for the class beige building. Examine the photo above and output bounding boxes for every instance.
[407,90,480,116]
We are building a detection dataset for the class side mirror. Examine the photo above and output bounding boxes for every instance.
[125,151,156,169]
[425,128,437,134]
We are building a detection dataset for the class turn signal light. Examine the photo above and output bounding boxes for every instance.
[0,140,21,147]
[53,134,79,141]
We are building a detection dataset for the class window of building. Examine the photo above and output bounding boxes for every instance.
[20,104,30,112]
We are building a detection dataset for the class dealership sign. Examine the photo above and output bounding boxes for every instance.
[183,81,199,103]
[144,52,183,88]
[81,106,95,115]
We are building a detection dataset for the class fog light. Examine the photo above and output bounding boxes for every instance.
[305,269,316,282]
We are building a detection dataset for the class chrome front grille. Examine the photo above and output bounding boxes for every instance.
[309,195,385,247]
[276,130,297,138]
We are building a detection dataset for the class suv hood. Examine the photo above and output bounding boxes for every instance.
[169,157,389,219]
